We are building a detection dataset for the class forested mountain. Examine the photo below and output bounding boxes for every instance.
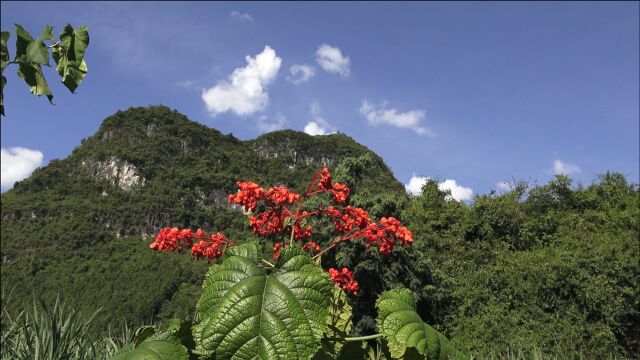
[0,105,405,332]
[1,105,638,358]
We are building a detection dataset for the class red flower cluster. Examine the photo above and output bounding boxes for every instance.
[151,167,413,296]
[149,227,235,262]
[363,217,413,256]
[329,267,359,295]
[228,181,265,212]
[312,167,350,204]
[326,205,371,234]
[302,241,321,254]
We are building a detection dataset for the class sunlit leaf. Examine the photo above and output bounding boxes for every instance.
[376,288,467,360]
[194,243,333,360]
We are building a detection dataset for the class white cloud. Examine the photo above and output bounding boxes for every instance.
[315,44,351,77]
[304,102,335,136]
[496,180,513,192]
[1,147,43,191]
[257,113,287,133]
[405,175,473,201]
[202,46,282,116]
[359,100,433,136]
[439,179,474,201]
[287,64,316,84]
[553,160,581,176]
[230,11,254,22]
[405,175,430,196]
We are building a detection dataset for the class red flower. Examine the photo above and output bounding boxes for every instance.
[228,181,266,212]
[302,241,321,254]
[329,267,359,295]
[150,227,235,262]
[273,242,285,261]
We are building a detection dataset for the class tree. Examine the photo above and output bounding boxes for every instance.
[1,23,89,116]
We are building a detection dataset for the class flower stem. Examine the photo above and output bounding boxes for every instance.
[289,224,295,247]
[261,259,274,268]
[343,333,383,342]
[312,239,339,260]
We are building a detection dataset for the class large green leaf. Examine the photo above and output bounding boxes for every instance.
[1,31,8,116]
[51,24,89,93]
[110,327,190,360]
[376,289,466,360]
[1,31,9,72]
[194,242,333,360]
[14,24,53,66]
[17,62,53,102]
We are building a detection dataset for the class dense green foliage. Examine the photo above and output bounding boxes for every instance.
[403,174,639,358]
[1,23,89,116]
[1,106,637,358]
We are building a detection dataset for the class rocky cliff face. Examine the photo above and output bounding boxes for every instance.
[81,156,146,191]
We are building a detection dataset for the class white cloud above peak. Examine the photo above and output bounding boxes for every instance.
[405,175,473,201]
[201,46,281,116]
[553,159,581,176]
[1,147,43,191]
[359,100,432,136]
[230,11,254,22]
[315,44,350,76]
[287,64,316,84]
[304,102,336,136]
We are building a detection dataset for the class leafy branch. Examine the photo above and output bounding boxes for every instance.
[1,23,89,116]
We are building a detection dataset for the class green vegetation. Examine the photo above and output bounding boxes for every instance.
[1,106,637,359]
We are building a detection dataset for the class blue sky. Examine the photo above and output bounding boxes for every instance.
[1,2,638,198]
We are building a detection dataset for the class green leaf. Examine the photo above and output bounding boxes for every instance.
[1,74,6,116]
[14,24,52,66]
[110,328,190,360]
[1,31,9,72]
[225,241,261,261]
[376,288,467,360]
[51,24,89,93]
[17,62,53,102]
[1,31,7,114]
[194,243,333,360]
[314,286,353,360]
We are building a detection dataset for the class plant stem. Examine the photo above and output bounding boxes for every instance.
[261,259,274,268]
[289,222,295,247]
[344,333,383,342]
[312,239,339,260]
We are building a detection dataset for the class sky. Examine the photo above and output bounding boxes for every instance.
[1,2,638,199]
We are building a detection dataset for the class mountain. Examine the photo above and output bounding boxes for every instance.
[0,105,407,332]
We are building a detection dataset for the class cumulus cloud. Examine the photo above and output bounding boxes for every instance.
[553,159,581,176]
[315,44,350,76]
[1,147,43,191]
[287,64,315,84]
[230,11,254,21]
[304,102,335,136]
[359,100,433,136]
[496,180,513,192]
[405,175,430,196]
[202,46,281,116]
[405,175,473,201]
[439,179,474,201]
[257,113,287,133]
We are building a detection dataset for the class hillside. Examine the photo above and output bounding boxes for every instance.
[0,105,406,332]
[1,106,638,359]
